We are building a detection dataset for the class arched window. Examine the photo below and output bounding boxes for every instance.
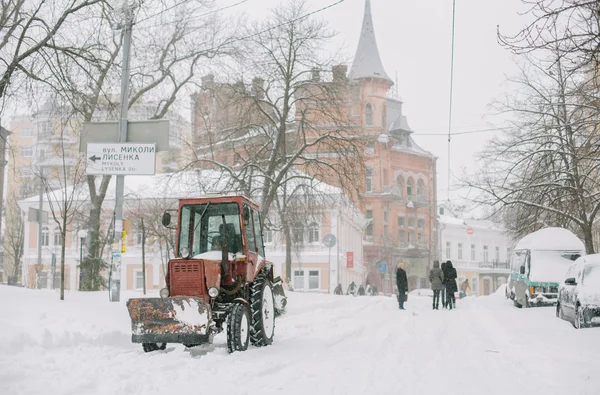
[41,226,50,247]
[308,222,320,244]
[365,104,373,126]
[417,180,425,198]
[53,231,62,246]
[396,176,404,197]
[365,166,373,192]
[407,178,414,198]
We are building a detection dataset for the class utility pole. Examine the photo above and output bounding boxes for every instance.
[37,169,43,269]
[111,2,133,302]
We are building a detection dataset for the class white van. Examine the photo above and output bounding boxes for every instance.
[507,227,584,308]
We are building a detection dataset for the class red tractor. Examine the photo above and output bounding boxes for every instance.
[126,195,286,353]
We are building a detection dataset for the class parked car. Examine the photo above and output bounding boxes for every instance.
[556,255,600,329]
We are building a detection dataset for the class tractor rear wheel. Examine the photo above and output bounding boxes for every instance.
[142,342,166,353]
[226,302,250,353]
[250,273,275,347]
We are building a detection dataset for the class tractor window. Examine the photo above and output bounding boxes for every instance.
[179,203,243,257]
[253,209,265,257]
[244,204,257,254]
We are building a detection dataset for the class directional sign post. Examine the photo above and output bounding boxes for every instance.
[85,143,156,176]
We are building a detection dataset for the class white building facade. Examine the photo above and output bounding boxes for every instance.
[438,204,512,296]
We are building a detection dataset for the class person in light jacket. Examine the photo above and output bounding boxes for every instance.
[429,260,444,310]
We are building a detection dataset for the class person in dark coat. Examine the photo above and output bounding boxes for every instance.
[429,260,444,310]
[357,284,365,296]
[444,260,458,309]
[396,263,408,310]
[334,283,343,295]
[441,261,448,308]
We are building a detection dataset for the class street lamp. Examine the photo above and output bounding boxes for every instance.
[78,229,87,290]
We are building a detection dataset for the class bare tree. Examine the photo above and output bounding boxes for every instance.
[188,0,363,274]
[3,194,24,283]
[465,42,600,253]
[498,0,600,71]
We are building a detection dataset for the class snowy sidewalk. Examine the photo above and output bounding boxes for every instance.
[0,285,598,395]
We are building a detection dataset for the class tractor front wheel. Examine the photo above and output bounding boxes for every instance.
[250,273,275,347]
[226,302,250,353]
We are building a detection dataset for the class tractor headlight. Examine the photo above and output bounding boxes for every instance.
[180,247,191,259]
[208,287,219,298]
[159,288,170,298]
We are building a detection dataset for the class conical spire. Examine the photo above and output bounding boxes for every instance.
[348,0,392,84]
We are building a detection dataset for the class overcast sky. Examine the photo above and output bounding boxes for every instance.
[229,0,529,208]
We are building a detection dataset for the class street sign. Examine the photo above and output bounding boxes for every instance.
[28,207,48,223]
[86,143,156,175]
[323,234,337,248]
[378,263,387,273]
[346,251,354,268]
[79,120,170,152]
[467,227,474,235]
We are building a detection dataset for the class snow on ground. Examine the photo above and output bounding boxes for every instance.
[1,284,599,395]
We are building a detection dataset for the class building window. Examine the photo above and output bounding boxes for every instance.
[396,176,404,197]
[308,222,320,244]
[495,246,500,262]
[365,166,372,192]
[418,232,423,242]
[458,243,463,260]
[134,232,143,246]
[135,271,144,290]
[293,226,304,244]
[37,121,52,137]
[471,244,476,261]
[21,146,33,157]
[417,180,425,198]
[409,231,416,243]
[384,225,388,236]
[309,270,319,289]
[397,216,405,228]
[264,229,274,244]
[23,126,34,137]
[383,207,388,222]
[407,178,413,198]
[398,230,406,244]
[294,270,304,290]
[41,226,50,247]
[417,218,425,229]
[483,245,489,263]
[366,209,373,237]
[53,232,62,246]
[408,216,415,228]
[446,241,451,260]
[365,103,373,126]
[439,207,445,215]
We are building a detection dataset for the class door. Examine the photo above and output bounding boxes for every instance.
[562,264,577,318]
[243,204,257,278]
[483,278,491,296]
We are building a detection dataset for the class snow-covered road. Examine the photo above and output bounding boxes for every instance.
[1,285,598,395]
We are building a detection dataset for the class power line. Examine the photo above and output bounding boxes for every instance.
[135,0,251,26]
[415,126,511,136]
[447,0,456,202]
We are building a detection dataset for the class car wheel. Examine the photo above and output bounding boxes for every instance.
[574,304,587,329]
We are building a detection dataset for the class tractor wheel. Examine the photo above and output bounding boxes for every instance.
[250,273,275,347]
[226,302,250,353]
[142,342,166,353]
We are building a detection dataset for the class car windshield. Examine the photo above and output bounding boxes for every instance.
[583,265,600,287]
[178,202,243,257]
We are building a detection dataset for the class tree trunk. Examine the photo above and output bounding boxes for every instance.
[60,212,67,300]
[582,224,595,254]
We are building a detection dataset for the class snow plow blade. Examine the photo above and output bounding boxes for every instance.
[126,297,212,344]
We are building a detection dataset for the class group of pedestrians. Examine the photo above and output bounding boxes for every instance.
[333,281,378,296]
[429,260,458,309]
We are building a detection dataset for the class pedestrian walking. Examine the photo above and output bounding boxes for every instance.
[441,261,448,308]
[460,279,471,299]
[396,263,408,310]
[334,283,343,295]
[358,284,365,296]
[444,260,458,309]
[429,260,444,310]
[347,281,357,296]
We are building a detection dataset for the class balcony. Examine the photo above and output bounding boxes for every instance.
[382,185,403,201]
[479,261,510,271]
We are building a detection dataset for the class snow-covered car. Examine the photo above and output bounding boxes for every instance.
[556,255,600,329]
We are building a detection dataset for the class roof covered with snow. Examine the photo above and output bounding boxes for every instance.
[515,227,585,252]
[348,0,392,84]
